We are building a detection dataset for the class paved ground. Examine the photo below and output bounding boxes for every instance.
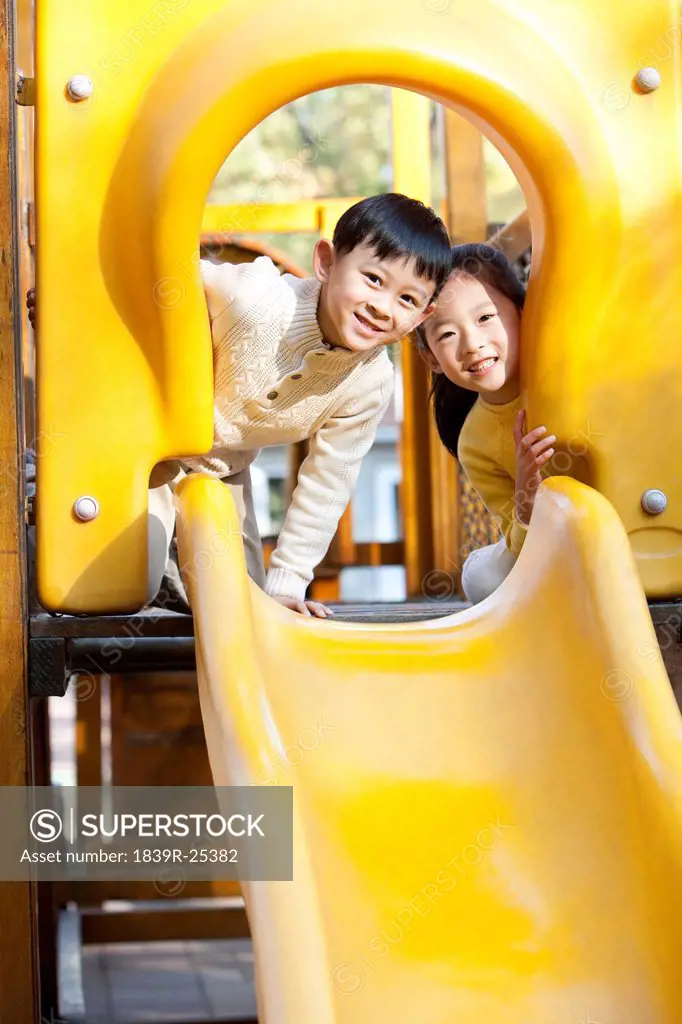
[50,701,258,1021]
[82,938,257,1022]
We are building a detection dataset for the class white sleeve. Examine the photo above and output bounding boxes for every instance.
[199,255,281,325]
[264,367,394,602]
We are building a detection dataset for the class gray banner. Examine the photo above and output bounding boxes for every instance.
[0,787,292,881]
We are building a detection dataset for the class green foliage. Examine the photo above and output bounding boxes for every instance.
[209,85,393,270]
[207,85,525,271]
[209,86,393,201]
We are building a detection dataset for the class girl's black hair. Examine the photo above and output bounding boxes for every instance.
[418,243,526,458]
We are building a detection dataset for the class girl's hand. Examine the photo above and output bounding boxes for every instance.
[272,595,334,619]
[513,410,555,525]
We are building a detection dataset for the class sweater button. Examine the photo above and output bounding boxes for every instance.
[267,390,279,400]
[291,374,302,380]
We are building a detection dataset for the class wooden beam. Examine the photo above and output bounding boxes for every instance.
[391,89,436,595]
[76,673,103,786]
[80,905,250,944]
[349,540,403,567]
[429,437,462,592]
[399,344,434,595]
[202,198,366,236]
[16,0,34,445]
[443,110,487,245]
[430,110,490,587]
[32,700,59,1018]
[0,0,39,1016]
[328,507,356,566]
[487,208,531,262]
[52,879,242,905]
[308,574,340,602]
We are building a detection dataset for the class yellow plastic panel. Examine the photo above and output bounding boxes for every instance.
[177,472,682,1022]
[201,199,366,235]
[36,0,682,609]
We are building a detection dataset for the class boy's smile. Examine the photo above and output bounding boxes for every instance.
[353,310,387,338]
[314,240,436,353]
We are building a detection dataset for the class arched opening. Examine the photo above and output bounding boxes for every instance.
[193,83,530,602]
[101,0,614,451]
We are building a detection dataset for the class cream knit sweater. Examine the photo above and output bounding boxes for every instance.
[183,256,395,602]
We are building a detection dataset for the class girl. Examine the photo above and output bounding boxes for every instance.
[417,244,555,603]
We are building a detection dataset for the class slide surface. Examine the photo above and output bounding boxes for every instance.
[176,473,682,1023]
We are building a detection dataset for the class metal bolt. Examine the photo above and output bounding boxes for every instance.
[73,496,99,522]
[635,67,661,93]
[67,75,94,101]
[641,488,667,515]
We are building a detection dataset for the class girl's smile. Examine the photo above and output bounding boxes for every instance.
[466,355,499,376]
[421,271,521,405]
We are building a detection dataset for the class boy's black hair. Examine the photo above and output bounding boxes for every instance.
[416,243,526,458]
[332,193,452,299]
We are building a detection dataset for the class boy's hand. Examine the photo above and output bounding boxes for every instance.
[272,595,334,619]
[26,287,36,329]
[513,410,555,526]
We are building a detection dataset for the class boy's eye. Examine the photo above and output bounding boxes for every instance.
[364,272,381,284]
[401,294,417,306]
[480,312,496,323]
[438,330,456,342]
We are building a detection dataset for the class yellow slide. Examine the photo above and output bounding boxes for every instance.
[176,472,682,1023]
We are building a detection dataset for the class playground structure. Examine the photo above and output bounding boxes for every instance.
[34,0,682,610]
[2,0,682,1021]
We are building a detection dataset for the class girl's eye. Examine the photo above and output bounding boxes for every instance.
[438,331,456,343]
[480,312,496,323]
[364,272,381,284]
[401,295,417,306]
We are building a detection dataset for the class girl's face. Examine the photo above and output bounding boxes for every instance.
[421,271,521,401]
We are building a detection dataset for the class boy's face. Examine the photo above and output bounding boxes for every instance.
[314,241,436,352]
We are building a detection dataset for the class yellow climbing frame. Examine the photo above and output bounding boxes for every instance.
[35,0,682,610]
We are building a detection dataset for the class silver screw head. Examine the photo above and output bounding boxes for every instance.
[73,496,99,521]
[636,67,661,93]
[67,75,94,101]
[641,488,667,515]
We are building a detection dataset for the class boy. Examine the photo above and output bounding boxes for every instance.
[30,193,452,616]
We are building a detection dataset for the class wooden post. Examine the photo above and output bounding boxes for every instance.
[487,208,531,262]
[443,110,487,244]
[16,0,34,445]
[76,676,103,787]
[31,699,59,1020]
[399,341,434,595]
[0,0,40,1017]
[436,110,489,587]
[391,89,435,596]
